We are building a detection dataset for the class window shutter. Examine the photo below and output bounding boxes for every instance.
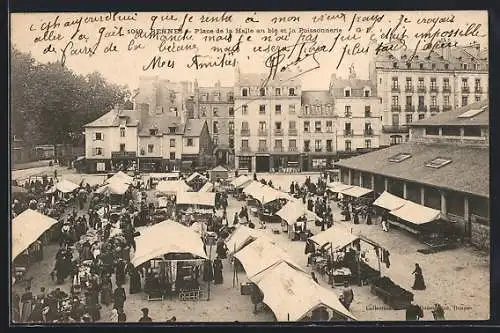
[101,133,104,141]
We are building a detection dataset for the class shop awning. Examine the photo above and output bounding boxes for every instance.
[309,226,359,249]
[131,220,208,267]
[186,172,207,183]
[233,238,302,281]
[54,179,79,193]
[276,200,322,225]
[198,182,213,192]
[12,209,58,261]
[373,191,407,211]
[176,191,216,207]
[105,171,133,185]
[326,182,353,193]
[256,261,356,321]
[225,225,267,255]
[389,200,442,225]
[243,181,266,197]
[231,175,253,189]
[339,186,373,198]
[157,180,191,194]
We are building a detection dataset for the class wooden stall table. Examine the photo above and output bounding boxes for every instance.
[331,267,352,286]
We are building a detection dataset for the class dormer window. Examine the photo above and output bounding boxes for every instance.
[242,88,249,96]
[289,88,295,96]
[393,62,398,68]
[364,89,371,97]
[275,88,281,96]
[344,88,351,97]
[214,92,220,101]
[120,127,126,137]
[444,63,449,70]
[168,127,176,134]
[462,63,468,70]
[419,63,424,69]
[149,128,158,136]
[259,88,266,96]
[475,63,481,70]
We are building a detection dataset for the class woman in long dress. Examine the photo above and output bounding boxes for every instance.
[100,274,113,306]
[213,256,223,284]
[20,287,33,322]
[411,263,426,290]
[115,260,126,287]
[127,264,142,294]
[12,293,21,322]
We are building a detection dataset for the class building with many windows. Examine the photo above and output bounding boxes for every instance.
[234,70,302,172]
[336,99,489,249]
[370,43,488,146]
[192,80,235,166]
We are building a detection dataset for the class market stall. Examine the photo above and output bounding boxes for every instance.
[132,220,208,301]
[275,200,321,241]
[255,261,356,321]
[156,180,191,196]
[94,181,131,206]
[326,182,354,201]
[208,166,229,182]
[105,171,134,185]
[230,175,253,200]
[176,191,216,226]
[225,225,266,257]
[198,182,214,193]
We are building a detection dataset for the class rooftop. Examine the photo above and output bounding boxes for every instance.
[183,119,206,137]
[301,90,334,105]
[84,109,140,127]
[138,114,183,136]
[410,99,489,127]
[336,142,489,198]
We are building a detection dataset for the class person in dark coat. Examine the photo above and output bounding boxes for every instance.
[139,308,152,322]
[12,292,21,322]
[113,285,126,310]
[29,297,45,323]
[117,307,127,322]
[100,274,113,306]
[311,272,319,284]
[290,182,295,194]
[353,210,359,224]
[213,256,223,284]
[20,287,33,322]
[366,207,372,225]
[411,263,426,290]
[203,260,214,282]
[127,263,142,294]
[216,239,228,259]
[115,260,126,286]
[406,303,424,320]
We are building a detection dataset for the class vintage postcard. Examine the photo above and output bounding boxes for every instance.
[10,10,489,323]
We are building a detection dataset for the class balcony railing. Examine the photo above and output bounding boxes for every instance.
[391,105,401,112]
[288,147,298,152]
[475,86,483,93]
[405,105,415,112]
[364,129,374,136]
[274,129,283,136]
[382,125,409,134]
[304,147,310,152]
[288,129,298,136]
[326,147,334,152]
[462,86,470,93]
[229,129,234,135]
[391,86,400,93]
[429,105,440,112]
[258,129,268,136]
[430,86,438,93]
[314,148,323,152]
[274,146,284,152]
[442,86,451,93]
[417,87,426,93]
[240,146,251,152]
[258,146,268,152]
[417,105,427,112]
[443,105,452,111]
[344,129,353,137]
[240,129,250,136]
[405,86,414,93]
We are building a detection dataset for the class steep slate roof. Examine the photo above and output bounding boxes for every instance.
[138,114,183,136]
[410,99,489,127]
[183,119,206,137]
[238,72,301,87]
[336,143,489,198]
[301,90,334,105]
[330,77,377,97]
[84,109,139,127]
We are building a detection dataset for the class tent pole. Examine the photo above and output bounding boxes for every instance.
[207,241,213,301]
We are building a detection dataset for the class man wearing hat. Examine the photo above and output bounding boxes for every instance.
[139,308,152,322]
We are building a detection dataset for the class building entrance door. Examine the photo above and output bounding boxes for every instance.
[255,156,270,172]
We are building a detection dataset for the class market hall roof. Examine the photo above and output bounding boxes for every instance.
[409,99,489,127]
[335,142,489,198]
[84,109,140,127]
[301,90,334,105]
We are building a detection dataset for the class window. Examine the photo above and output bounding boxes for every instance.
[275,88,281,96]
[213,107,218,117]
[187,138,194,146]
[201,106,207,117]
[345,122,352,132]
[229,121,234,132]
[475,96,481,102]
[275,139,283,148]
[364,122,372,132]
[120,127,125,137]
[304,140,310,152]
[289,139,297,148]
[228,92,234,102]
[275,121,282,130]
[213,136,218,145]
[425,127,439,135]
[213,121,218,134]
[149,128,158,136]
[431,96,437,106]
[119,143,125,152]
[406,62,411,69]
[344,88,351,97]
[462,63,468,70]
[462,78,468,88]
[214,92,220,101]
[229,107,234,116]
[365,139,371,148]
[258,140,267,149]
[419,113,425,120]
[275,104,282,114]
[388,153,411,163]
[365,106,371,117]
[315,121,322,133]
[443,78,450,89]
[406,114,412,123]
[475,63,481,70]
[462,96,468,106]
[418,78,424,88]
[289,121,296,130]
[304,105,309,114]
[201,93,208,101]
[345,105,352,117]
[443,96,450,106]
[95,132,103,141]
[169,126,176,134]
[241,121,249,131]
[418,96,425,107]
[169,139,176,148]
[464,126,482,137]
[326,140,333,151]
[241,139,249,149]
[345,140,352,152]
[259,104,266,114]
[326,121,333,132]
[229,138,234,148]
[406,96,412,106]
[392,113,399,126]
[444,63,449,70]
[419,63,424,69]
[406,77,412,88]
[148,144,154,153]
[430,78,437,89]
[242,105,248,115]
[425,157,452,169]
[431,63,436,70]
[304,121,310,132]
[242,88,248,96]
[170,152,176,160]
[315,140,322,151]
[393,62,398,68]
[289,104,296,113]
[260,88,266,96]
[364,89,370,97]
[392,96,399,106]
[392,77,399,89]
[289,88,295,96]
[259,121,267,131]
[94,147,103,156]
[475,78,481,89]
[442,126,461,136]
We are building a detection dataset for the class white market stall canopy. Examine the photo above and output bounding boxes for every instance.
[260,187,294,205]
[198,182,214,193]
[95,181,130,195]
[150,172,180,180]
[309,226,359,250]
[176,191,216,207]
[276,200,322,225]
[12,209,58,261]
[157,180,191,194]
[339,186,373,198]
[373,191,407,211]
[243,181,266,196]
[55,179,79,193]
[326,182,354,193]
[131,220,208,267]
[389,200,442,225]
[256,261,356,321]
[186,172,207,183]
[225,225,267,255]
[106,171,134,185]
[234,237,302,282]
[231,175,253,189]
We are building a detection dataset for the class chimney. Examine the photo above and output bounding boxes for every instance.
[137,103,150,126]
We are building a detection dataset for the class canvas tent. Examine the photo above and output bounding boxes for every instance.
[186,172,207,183]
[309,226,359,249]
[176,191,216,207]
[95,181,130,195]
[339,186,373,198]
[242,181,266,197]
[105,171,133,185]
[372,191,407,211]
[12,209,58,261]
[198,182,213,193]
[55,179,79,193]
[209,165,229,181]
[156,180,191,195]
[256,261,356,321]
[326,182,353,193]
[225,225,267,255]
[389,200,441,225]
[231,175,253,189]
[131,220,208,267]
[276,200,322,226]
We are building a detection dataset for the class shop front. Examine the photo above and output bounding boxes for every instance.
[237,155,253,172]
[303,153,337,172]
[85,158,112,173]
[270,154,300,172]
[138,157,163,173]
[111,151,137,172]
[255,154,270,172]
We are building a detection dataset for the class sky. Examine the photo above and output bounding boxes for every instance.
[11,11,488,91]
